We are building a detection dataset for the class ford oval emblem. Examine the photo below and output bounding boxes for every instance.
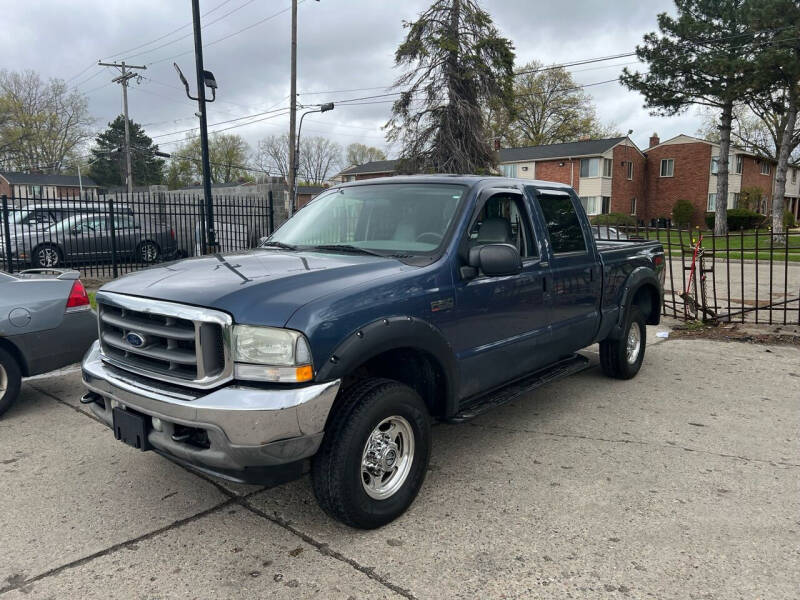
[126,332,146,347]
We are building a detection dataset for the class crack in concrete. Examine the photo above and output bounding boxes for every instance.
[0,499,237,596]
[466,421,800,468]
[239,499,417,600]
[23,382,415,600]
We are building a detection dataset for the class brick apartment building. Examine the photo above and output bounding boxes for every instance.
[332,135,800,227]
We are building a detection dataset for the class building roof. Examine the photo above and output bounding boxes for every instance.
[498,137,629,163]
[297,184,325,196]
[0,171,99,187]
[338,159,398,176]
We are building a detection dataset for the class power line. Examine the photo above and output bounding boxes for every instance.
[147,1,306,67]
[102,0,237,60]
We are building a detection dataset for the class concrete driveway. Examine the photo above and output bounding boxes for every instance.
[1,331,798,599]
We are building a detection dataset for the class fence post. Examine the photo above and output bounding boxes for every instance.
[1,195,13,274]
[268,190,275,235]
[109,195,119,279]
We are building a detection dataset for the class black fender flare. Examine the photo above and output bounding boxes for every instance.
[609,267,663,339]
[315,316,460,416]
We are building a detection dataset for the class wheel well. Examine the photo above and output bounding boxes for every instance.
[0,338,28,377]
[632,284,660,325]
[341,348,449,419]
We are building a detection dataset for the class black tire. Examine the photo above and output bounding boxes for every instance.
[311,378,431,529]
[600,306,646,380]
[0,347,23,418]
[137,241,161,264]
[32,244,62,268]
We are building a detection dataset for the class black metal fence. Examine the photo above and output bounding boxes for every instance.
[593,222,800,325]
[0,191,276,280]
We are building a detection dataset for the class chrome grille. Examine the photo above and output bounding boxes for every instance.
[96,292,233,389]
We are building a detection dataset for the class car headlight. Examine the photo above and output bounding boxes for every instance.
[232,325,313,383]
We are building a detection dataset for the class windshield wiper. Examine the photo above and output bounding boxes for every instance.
[309,244,390,257]
[260,240,298,251]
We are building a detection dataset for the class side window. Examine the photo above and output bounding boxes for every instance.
[469,193,537,258]
[114,216,139,230]
[538,194,587,254]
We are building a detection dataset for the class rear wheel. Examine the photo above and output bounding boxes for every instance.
[0,348,22,418]
[600,306,646,379]
[33,244,62,268]
[137,241,160,264]
[311,378,431,529]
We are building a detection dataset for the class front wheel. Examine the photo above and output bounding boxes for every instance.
[33,244,62,268]
[599,306,646,379]
[311,378,431,529]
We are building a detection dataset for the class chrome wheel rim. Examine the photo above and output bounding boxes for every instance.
[141,243,158,263]
[626,322,641,364]
[361,415,415,500]
[38,247,58,267]
[0,364,7,401]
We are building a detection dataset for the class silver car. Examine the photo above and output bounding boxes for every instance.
[0,268,97,417]
[8,213,178,268]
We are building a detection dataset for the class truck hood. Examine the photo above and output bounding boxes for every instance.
[101,250,409,327]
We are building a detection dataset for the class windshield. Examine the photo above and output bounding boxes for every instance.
[267,183,465,255]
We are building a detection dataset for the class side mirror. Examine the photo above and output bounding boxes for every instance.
[467,243,522,277]
[71,228,80,236]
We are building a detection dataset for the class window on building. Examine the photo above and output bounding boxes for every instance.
[538,193,587,254]
[579,158,601,178]
[732,193,740,209]
[727,194,736,209]
[760,161,771,175]
[793,168,797,184]
[603,158,613,177]
[626,161,634,180]
[711,157,719,175]
[500,164,517,178]
[601,196,611,214]
[707,193,717,211]
[579,196,601,215]
[660,159,674,177]
[735,155,744,174]
[630,197,637,215]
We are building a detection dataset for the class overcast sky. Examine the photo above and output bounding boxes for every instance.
[2,0,703,166]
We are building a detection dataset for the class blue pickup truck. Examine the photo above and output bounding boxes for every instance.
[81,175,664,528]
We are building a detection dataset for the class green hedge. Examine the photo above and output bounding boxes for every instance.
[784,210,797,229]
[590,212,636,226]
[705,209,765,230]
[672,199,695,226]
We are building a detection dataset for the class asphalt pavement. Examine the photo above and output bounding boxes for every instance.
[1,328,798,599]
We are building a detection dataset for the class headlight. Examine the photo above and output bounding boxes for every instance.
[232,325,313,383]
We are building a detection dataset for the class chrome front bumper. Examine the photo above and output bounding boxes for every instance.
[81,341,340,482]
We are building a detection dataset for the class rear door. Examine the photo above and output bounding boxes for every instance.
[448,188,552,398]
[529,188,602,356]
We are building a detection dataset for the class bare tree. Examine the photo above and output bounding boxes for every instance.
[0,69,93,173]
[489,61,617,147]
[299,136,342,184]
[345,142,386,167]
[255,133,290,182]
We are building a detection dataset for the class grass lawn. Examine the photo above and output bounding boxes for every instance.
[88,290,97,310]
[611,228,800,262]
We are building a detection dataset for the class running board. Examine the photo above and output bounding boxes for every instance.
[448,354,590,423]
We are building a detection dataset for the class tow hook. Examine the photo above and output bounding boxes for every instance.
[80,392,103,406]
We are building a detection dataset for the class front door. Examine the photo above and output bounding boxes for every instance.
[447,189,552,399]
[531,189,602,357]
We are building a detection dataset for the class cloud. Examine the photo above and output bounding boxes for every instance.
[1,0,701,158]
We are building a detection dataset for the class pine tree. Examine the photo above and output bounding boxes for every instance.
[386,0,514,174]
[621,0,767,235]
[89,116,165,188]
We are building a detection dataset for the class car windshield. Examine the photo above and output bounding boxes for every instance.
[266,183,466,256]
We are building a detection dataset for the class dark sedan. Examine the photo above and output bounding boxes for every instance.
[8,213,177,268]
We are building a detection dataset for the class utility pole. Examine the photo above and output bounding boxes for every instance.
[287,0,298,216]
[98,61,146,194]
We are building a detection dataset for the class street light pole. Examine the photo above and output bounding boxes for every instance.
[190,0,216,253]
[293,102,334,212]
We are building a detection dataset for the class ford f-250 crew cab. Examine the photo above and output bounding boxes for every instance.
[81,175,664,529]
